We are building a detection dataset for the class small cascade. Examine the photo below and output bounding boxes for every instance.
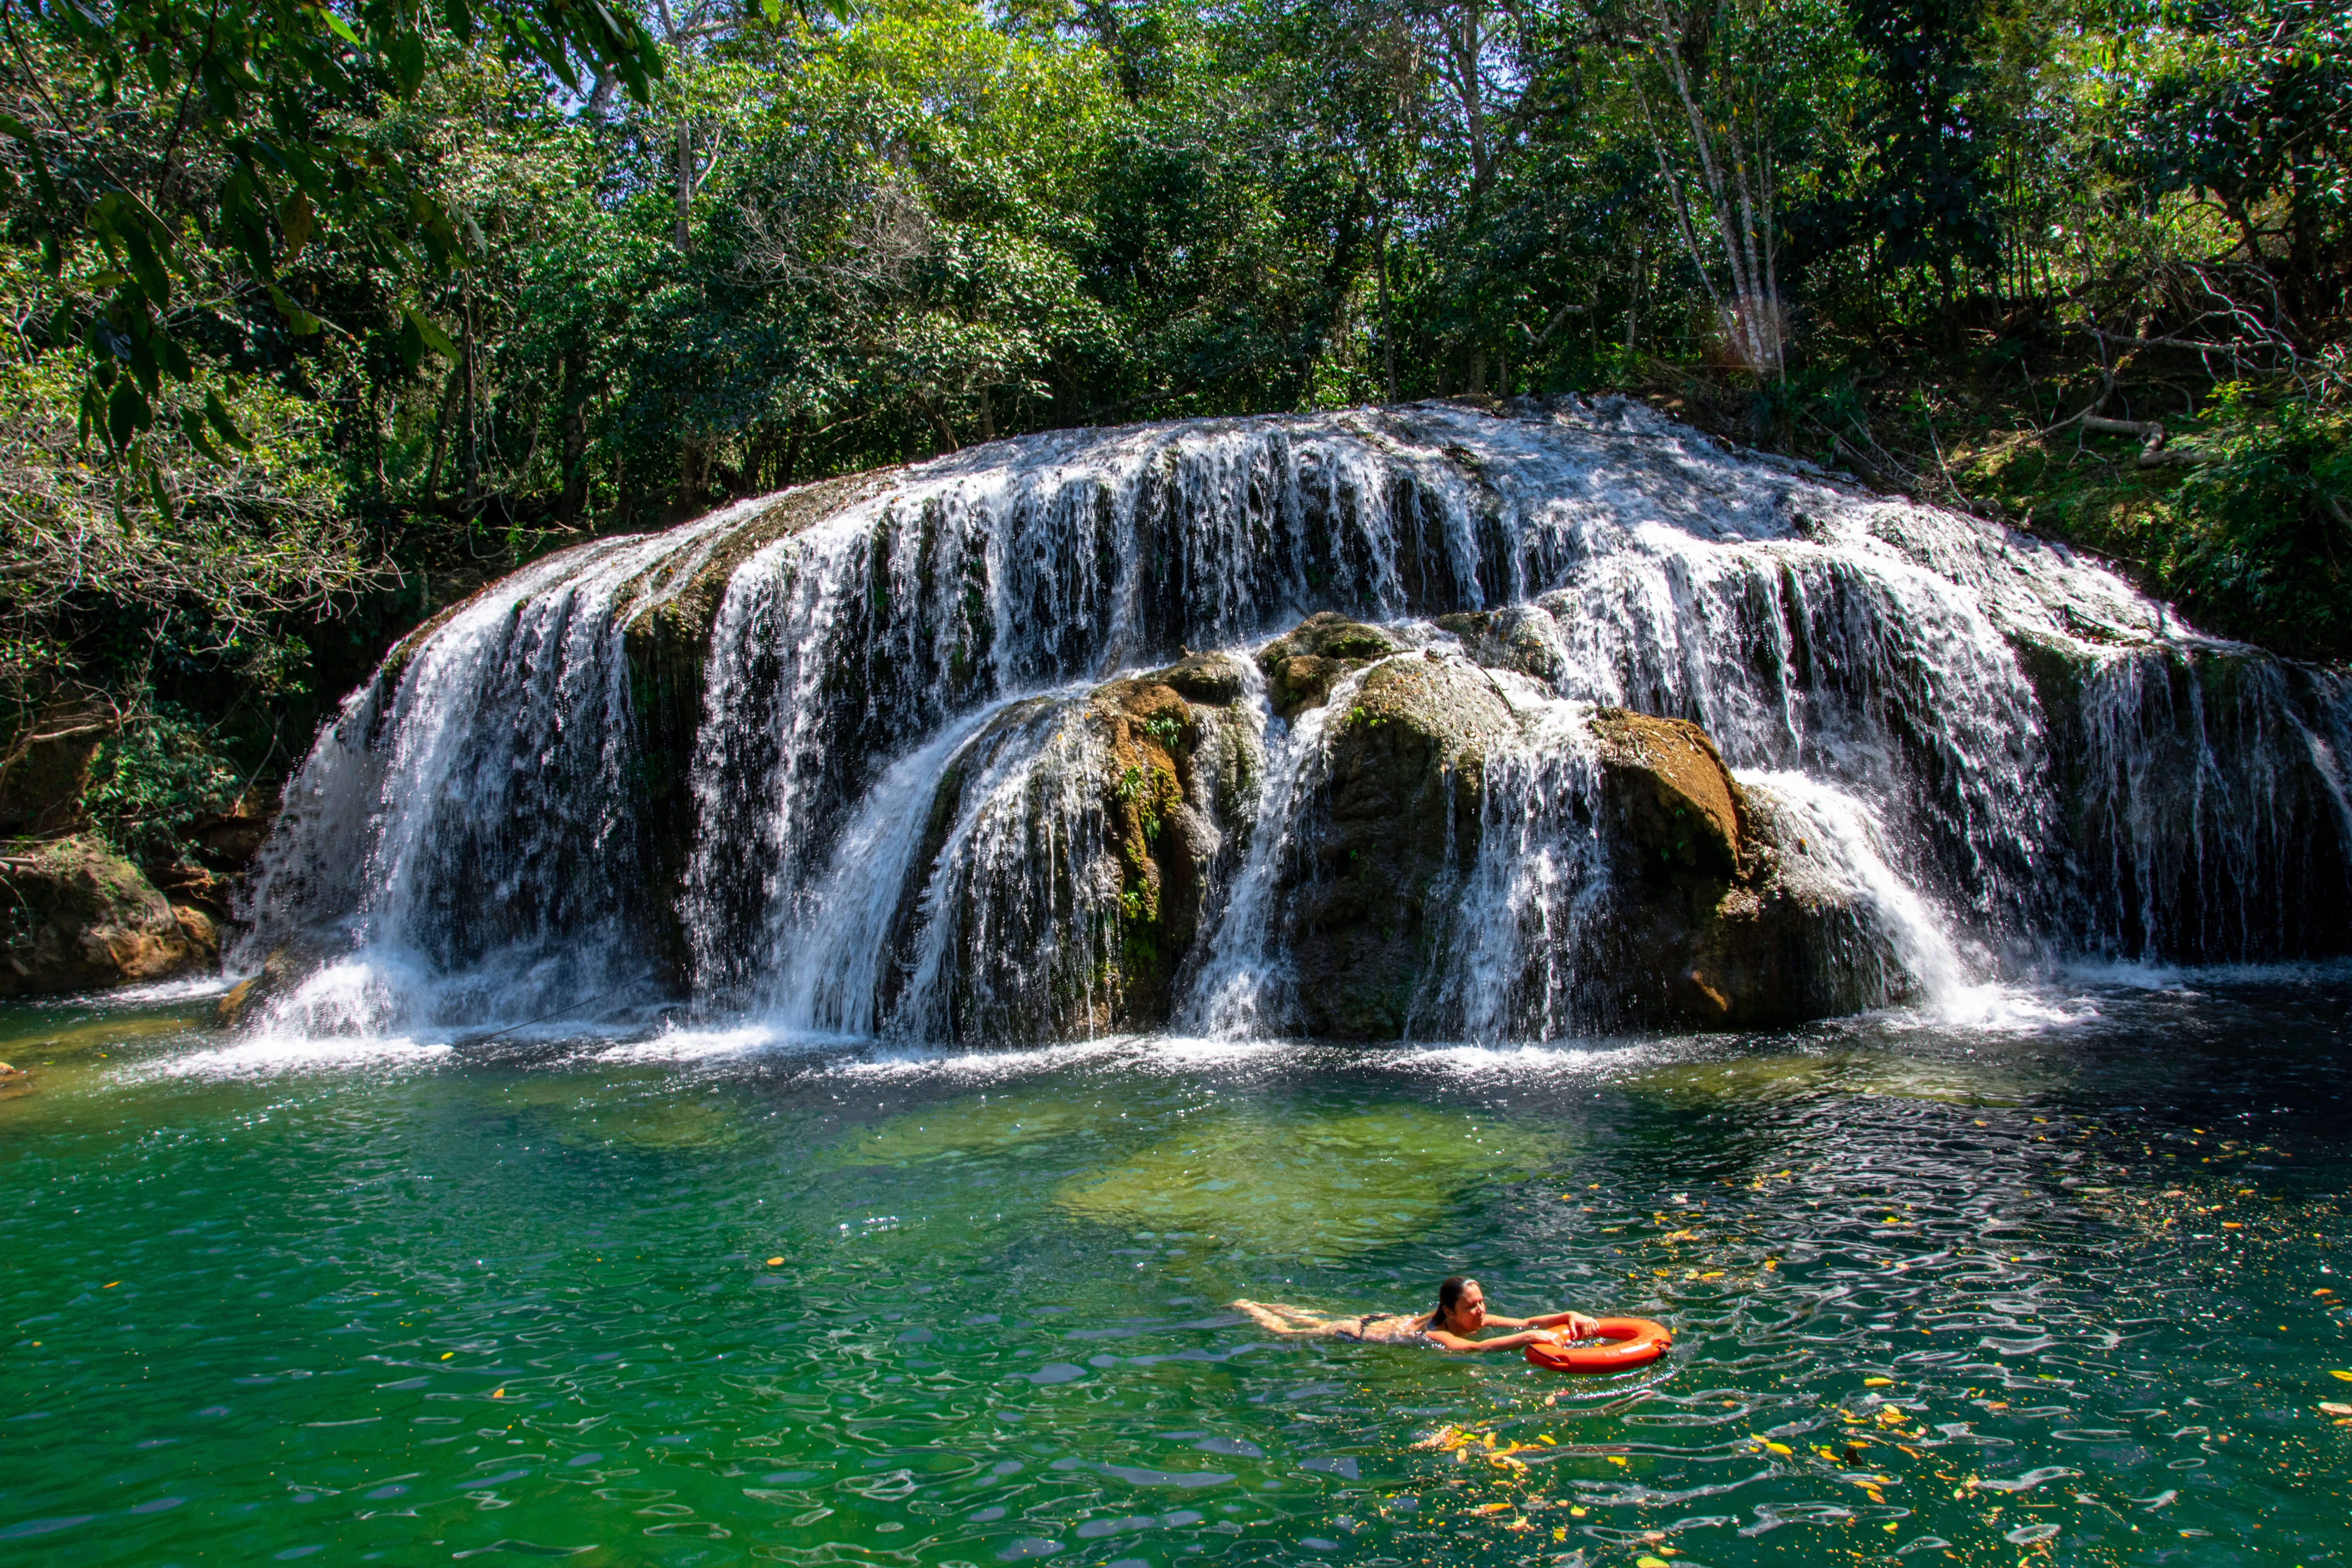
[2069,647,2352,960]
[1737,770,1971,1008]
[1438,685,1611,1042]
[1460,526,2056,940]
[1177,663,1369,1038]
[234,506,746,1037]
[762,690,1118,1043]
[239,398,2352,1045]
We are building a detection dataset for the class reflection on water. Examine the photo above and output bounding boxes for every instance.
[0,978,2348,1565]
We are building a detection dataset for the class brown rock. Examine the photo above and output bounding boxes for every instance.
[1588,708,1746,875]
[215,941,316,1030]
[0,835,211,998]
[1584,719,1894,1029]
[1254,612,1400,721]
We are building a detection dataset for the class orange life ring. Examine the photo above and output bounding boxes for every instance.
[1523,1317,1671,1374]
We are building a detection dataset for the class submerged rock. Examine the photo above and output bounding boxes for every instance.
[0,835,217,998]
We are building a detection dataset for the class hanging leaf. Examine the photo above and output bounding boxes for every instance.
[181,407,226,465]
[107,379,151,448]
[402,303,460,361]
[147,465,178,530]
[279,191,316,260]
[204,390,252,453]
[267,284,322,335]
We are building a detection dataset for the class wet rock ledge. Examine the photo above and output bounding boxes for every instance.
[893,612,1895,1042]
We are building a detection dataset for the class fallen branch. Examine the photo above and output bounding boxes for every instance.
[2075,414,2206,468]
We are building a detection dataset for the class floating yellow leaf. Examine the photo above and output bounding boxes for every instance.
[766,1257,784,1266]
[102,1281,120,1290]
[1863,1377,1894,1387]
[490,1388,505,1398]
[1468,1502,1512,1515]
[440,1352,454,1360]
[2331,1370,2352,1383]
[1609,1455,1629,1465]
[1638,1557,1672,1568]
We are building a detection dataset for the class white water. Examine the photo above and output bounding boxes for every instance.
[238,399,2352,1045]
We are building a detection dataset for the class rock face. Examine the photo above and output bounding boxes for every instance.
[1247,626,1890,1036]
[1276,651,1516,1037]
[847,614,1898,1040]
[0,835,218,998]
[1583,712,1895,1028]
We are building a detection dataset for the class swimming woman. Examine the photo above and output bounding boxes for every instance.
[1232,1277,1601,1352]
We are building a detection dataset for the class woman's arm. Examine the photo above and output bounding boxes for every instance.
[1426,1328,1557,1353]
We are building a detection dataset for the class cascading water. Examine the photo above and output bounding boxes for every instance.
[234,504,749,1037]
[237,399,2352,1045]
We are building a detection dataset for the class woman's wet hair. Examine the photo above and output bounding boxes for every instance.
[1434,1276,1475,1326]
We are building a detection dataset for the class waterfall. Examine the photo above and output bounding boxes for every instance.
[239,399,2352,1044]
[234,505,748,1038]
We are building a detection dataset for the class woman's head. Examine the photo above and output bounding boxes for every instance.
[1434,1276,1486,1332]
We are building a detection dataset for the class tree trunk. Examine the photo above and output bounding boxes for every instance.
[782,411,804,488]
[675,122,694,252]
[1377,225,1397,402]
[557,348,591,526]
[678,435,711,514]
[423,358,461,515]
[459,292,479,518]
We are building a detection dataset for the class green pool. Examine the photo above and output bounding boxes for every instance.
[4,980,2348,1566]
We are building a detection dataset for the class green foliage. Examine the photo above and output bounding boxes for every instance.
[2142,396,2352,658]
[4,0,2352,864]
[1,0,664,483]
[78,704,243,864]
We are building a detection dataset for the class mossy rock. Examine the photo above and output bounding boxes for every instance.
[0,835,213,998]
[1434,606,1564,683]
[1254,612,1401,721]
[1278,650,1514,1039]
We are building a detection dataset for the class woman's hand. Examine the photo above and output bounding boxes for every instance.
[1561,1312,1601,1339]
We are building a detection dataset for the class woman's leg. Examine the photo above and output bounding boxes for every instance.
[1230,1299,1341,1336]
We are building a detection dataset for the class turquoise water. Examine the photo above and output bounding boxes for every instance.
[3,981,2348,1566]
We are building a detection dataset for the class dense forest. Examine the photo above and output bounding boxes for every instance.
[1,0,2346,874]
